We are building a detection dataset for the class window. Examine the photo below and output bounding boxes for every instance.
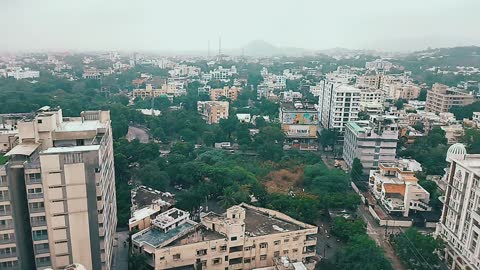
[212,258,222,265]
[260,255,267,261]
[211,246,216,251]
[159,256,165,261]
[37,119,43,124]
[196,249,207,256]
[244,246,252,251]
[274,251,280,257]
[284,239,289,243]
[244,258,251,263]
[259,242,268,249]
[220,245,227,252]
[0,205,10,215]
[293,248,298,253]
[274,240,280,245]
[0,176,7,186]
[230,236,237,241]
[283,250,289,255]
[173,254,181,260]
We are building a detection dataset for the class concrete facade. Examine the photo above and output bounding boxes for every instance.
[343,115,399,172]
[425,83,474,114]
[0,107,116,270]
[132,204,317,270]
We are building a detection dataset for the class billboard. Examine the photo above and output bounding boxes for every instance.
[282,112,318,125]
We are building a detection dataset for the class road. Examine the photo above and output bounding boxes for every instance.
[126,126,150,143]
[357,206,406,270]
[113,230,129,270]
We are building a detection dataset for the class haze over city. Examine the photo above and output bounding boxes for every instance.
[2,0,480,53]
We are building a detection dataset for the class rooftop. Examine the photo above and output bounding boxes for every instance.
[56,120,104,133]
[129,207,159,226]
[165,225,225,247]
[280,101,317,111]
[42,145,100,154]
[133,221,196,248]
[131,186,175,210]
[243,206,304,237]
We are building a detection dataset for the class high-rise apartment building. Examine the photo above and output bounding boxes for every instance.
[343,115,399,172]
[425,83,474,114]
[317,81,360,133]
[209,86,240,101]
[436,144,480,270]
[0,106,116,270]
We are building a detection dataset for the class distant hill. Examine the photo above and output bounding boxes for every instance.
[241,40,309,57]
[407,46,480,67]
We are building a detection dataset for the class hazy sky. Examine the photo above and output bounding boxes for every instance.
[1,0,480,52]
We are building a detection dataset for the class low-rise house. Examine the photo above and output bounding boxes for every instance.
[369,163,431,217]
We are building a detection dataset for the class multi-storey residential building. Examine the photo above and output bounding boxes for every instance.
[197,101,229,124]
[365,59,393,72]
[318,81,360,133]
[441,124,465,145]
[356,74,383,89]
[425,83,475,114]
[169,65,201,78]
[369,163,431,217]
[132,83,186,101]
[343,115,399,172]
[0,106,116,270]
[209,86,240,101]
[279,101,318,151]
[0,125,17,153]
[386,83,421,100]
[6,69,40,80]
[131,204,318,270]
[359,88,384,114]
[436,144,480,270]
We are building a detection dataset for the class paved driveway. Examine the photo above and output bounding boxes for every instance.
[113,231,129,270]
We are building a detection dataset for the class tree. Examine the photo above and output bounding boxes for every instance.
[351,158,364,182]
[462,128,480,154]
[391,229,446,270]
[394,99,407,110]
[331,217,366,242]
[417,89,428,101]
[319,129,338,150]
[128,253,149,270]
[336,235,393,270]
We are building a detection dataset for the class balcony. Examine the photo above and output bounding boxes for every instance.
[27,193,44,200]
[0,236,15,245]
[31,220,47,228]
[0,222,13,231]
[33,234,48,241]
[0,252,17,259]
[0,195,10,202]
[29,207,45,214]
[35,247,50,255]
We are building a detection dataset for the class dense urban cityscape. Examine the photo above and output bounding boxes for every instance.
[2,1,480,270]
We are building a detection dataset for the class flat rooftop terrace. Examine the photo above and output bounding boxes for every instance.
[133,222,194,248]
[244,207,304,237]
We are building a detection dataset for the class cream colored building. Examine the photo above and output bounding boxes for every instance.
[210,86,240,101]
[132,83,186,101]
[436,144,480,270]
[425,83,475,114]
[387,83,421,100]
[0,106,116,270]
[369,163,431,217]
[132,204,318,270]
[197,101,229,124]
[0,125,17,153]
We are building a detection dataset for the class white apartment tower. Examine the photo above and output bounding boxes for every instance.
[436,144,480,270]
[317,81,361,133]
[0,107,117,270]
[343,115,399,172]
